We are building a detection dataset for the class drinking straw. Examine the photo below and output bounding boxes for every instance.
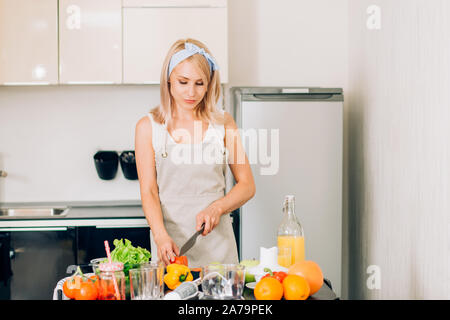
[104,240,121,300]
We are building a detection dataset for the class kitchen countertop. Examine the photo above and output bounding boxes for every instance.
[66,205,144,219]
[0,200,144,218]
[0,200,148,228]
[54,273,338,300]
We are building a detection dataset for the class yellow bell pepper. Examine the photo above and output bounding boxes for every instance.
[164,263,193,290]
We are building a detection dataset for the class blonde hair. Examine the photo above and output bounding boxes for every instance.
[150,38,224,125]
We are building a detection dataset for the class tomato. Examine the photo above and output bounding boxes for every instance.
[273,272,288,283]
[261,273,271,280]
[63,275,82,299]
[261,271,288,284]
[170,255,188,266]
[75,280,98,300]
[89,275,99,282]
[63,266,100,300]
[89,275,100,291]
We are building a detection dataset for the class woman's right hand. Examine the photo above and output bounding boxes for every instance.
[154,233,180,266]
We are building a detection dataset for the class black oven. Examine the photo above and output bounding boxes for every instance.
[0,227,77,300]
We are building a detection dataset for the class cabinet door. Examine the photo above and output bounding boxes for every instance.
[0,0,58,85]
[123,7,228,84]
[59,0,122,84]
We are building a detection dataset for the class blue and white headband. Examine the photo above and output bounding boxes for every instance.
[168,42,219,78]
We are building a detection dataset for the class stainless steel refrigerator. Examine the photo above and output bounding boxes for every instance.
[231,87,343,296]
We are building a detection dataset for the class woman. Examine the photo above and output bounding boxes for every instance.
[135,38,255,267]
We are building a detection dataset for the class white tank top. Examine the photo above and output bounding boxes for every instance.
[146,109,226,158]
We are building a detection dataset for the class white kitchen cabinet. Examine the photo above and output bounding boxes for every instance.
[123,2,228,84]
[59,0,122,84]
[122,0,226,6]
[0,0,58,85]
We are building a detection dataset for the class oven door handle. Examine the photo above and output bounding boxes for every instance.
[0,227,68,232]
[95,225,147,229]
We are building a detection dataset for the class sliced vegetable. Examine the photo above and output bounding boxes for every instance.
[170,255,188,266]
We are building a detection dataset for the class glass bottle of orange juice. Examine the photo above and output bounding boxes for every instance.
[277,195,305,268]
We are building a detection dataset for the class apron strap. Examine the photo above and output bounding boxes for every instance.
[162,121,169,158]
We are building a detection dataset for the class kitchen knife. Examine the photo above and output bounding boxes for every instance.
[179,223,205,256]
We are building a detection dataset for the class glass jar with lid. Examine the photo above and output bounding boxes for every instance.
[98,262,126,300]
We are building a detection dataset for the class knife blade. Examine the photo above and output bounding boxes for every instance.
[179,223,205,256]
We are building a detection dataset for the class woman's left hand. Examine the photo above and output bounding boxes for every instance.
[195,203,223,236]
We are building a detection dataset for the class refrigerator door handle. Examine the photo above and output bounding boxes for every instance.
[252,93,336,101]
[281,88,310,94]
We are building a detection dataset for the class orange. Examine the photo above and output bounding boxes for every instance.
[282,275,310,300]
[288,260,324,295]
[254,277,284,300]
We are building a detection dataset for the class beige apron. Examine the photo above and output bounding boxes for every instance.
[148,113,239,268]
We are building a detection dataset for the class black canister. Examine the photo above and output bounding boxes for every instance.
[120,150,138,180]
[94,151,119,180]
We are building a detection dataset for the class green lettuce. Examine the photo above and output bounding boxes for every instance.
[110,239,151,265]
[104,239,151,282]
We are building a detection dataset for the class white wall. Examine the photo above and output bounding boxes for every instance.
[0,85,157,202]
[227,0,348,87]
[348,0,450,299]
